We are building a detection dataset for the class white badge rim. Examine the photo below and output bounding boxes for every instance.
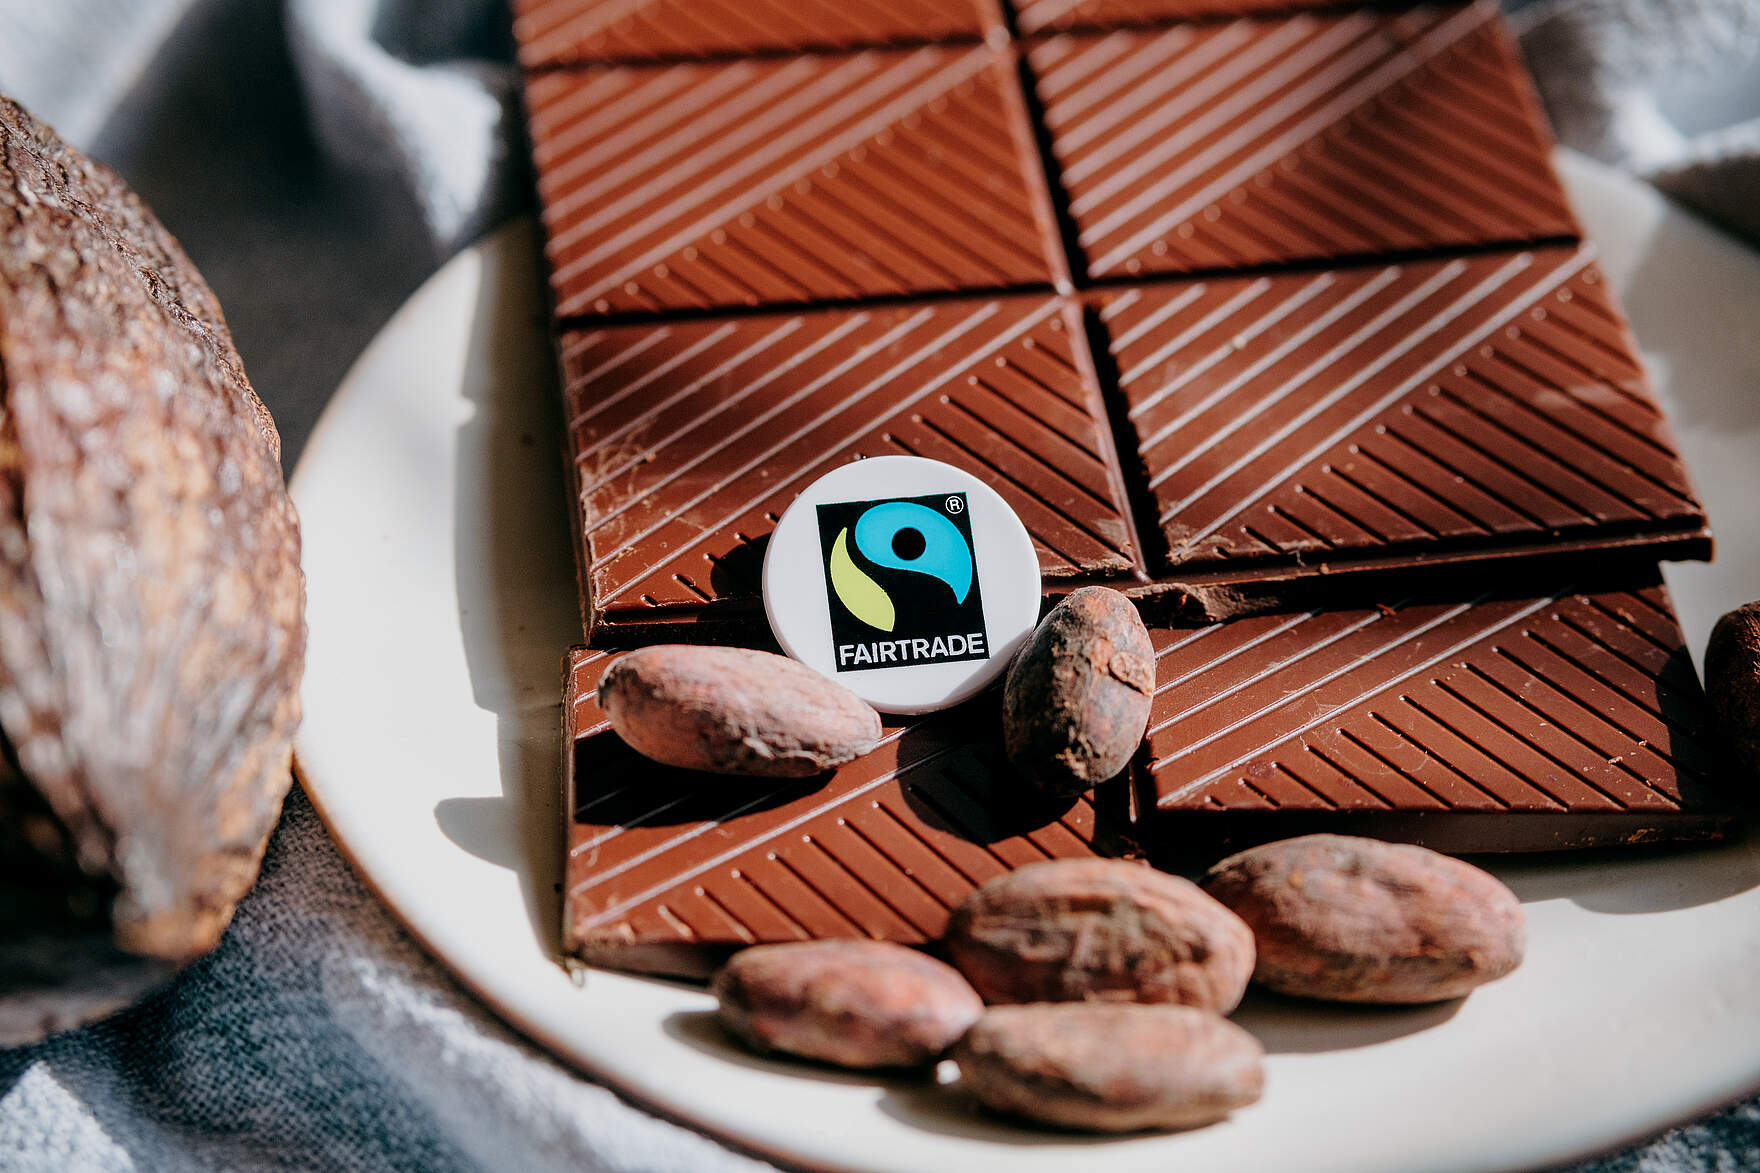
[761,456,1042,715]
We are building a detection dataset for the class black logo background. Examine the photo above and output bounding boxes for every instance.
[815,492,988,672]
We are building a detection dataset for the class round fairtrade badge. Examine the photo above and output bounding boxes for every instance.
[762,455,1042,715]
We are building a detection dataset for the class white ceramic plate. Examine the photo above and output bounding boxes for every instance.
[291,154,1760,1173]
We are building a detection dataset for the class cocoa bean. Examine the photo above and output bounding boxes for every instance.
[944,859,1254,1012]
[712,940,983,1068]
[1003,587,1154,797]
[1706,600,1760,777]
[954,1002,1263,1132]
[1202,834,1524,1003]
[599,646,881,777]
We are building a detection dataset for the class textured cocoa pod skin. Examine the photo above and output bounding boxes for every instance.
[1706,601,1760,777]
[713,940,984,1068]
[1203,834,1525,1003]
[944,859,1254,1011]
[1003,587,1154,797]
[599,645,882,777]
[954,1002,1263,1132]
[0,96,303,1040]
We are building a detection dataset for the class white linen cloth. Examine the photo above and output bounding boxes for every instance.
[0,1,1756,1169]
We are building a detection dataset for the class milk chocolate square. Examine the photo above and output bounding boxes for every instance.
[1029,3,1578,280]
[1134,572,1750,852]
[513,0,1007,67]
[562,647,1123,978]
[527,45,1065,319]
[561,295,1141,635]
[1091,244,1709,584]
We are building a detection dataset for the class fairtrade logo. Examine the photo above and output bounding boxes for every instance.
[815,492,990,672]
[827,501,973,632]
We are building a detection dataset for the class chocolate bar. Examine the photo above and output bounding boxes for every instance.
[559,295,1140,633]
[1091,244,1710,583]
[525,44,1064,319]
[1134,571,1748,854]
[562,647,1125,977]
[1030,3,1577,280]
[513,0,1006,68]
[520,0,1739,903]
[516,0,1714,642]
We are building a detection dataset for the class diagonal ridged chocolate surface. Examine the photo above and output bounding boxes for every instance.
[562,647,1119,977]
[526,45,1062,319]
[562,295,1141,632]
[512,0,1004,66]
[1029,3,1578,279]
[1014,0,1356,35]
[1092,244,1708,580]
[1136,574,1748,848]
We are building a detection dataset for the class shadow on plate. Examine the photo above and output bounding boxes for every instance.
[662,1010,929,1091]
[1618,180,1760,652]
[433,795,522,870]
[447,221,583,952]
[875,1081,1211,1147]
[666,1010,1172,1147]
[1485,835,1760,915]
[1233,988,1460,1054]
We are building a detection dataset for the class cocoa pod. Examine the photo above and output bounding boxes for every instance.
[1003,587,1154,797]
[1202,834,1524,1003]
[954,1002,1263,1132]
[599,646,881,777]
[944,859,1254,1012]
[0,96,303,1042]
[713,940,983,1068]
[1706,600,1760,777]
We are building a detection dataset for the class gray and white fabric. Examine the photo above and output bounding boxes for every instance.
[0,1,1756,1169]
[1518,0,1760,241]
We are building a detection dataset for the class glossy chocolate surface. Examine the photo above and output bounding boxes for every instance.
[560,296,1140,631]
[513,0,1004,67]
[1092,245,1710,579]
[1029,3,1577,279]
[561,647,1123,977]
[520,0,1712,634]
[526,45,1064,319]
[521,0,1738,901]
[1014,0,1357,35]
[1134,572,1749,850]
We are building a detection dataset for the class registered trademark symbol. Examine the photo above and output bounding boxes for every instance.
[945,496,963,514]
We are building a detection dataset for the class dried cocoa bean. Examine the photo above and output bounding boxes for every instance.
[954,1002,1263,1132]
[1202,834,1524,1003]
[599,646,881,777]
[713,940,983,1068]
[1706,600,1760,776]
[944,859,1254,1012]
[1003,587,1154,797]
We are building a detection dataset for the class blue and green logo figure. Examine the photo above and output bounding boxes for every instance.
[815,492,989,672]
